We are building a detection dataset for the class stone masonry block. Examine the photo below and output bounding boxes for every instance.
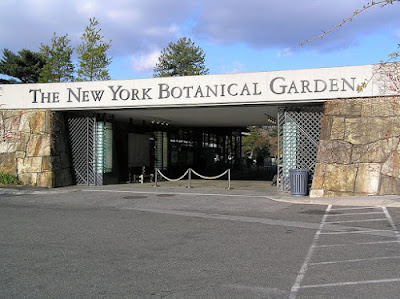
[311,163,325,190]
[352,137,398,164]
[379,175,400,195]
[26,135,51,157]
[325,99,362,117]
[0,153,17,175]
[317,140,352,164]
[309,189,325,198]
[330,117,345,140]
[17,157,43,173]
[323,164,357,193]
[319,115,333,140]
[345,117,390,145]
[381,151,400,179]
[355,163,381,195]
[37,172,53,188]
[361,98,394,117]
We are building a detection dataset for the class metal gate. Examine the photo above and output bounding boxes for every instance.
[277,106,323,192]
[66,114,104,185]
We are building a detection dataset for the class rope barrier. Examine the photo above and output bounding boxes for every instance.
[154,168,231,189]
[191,169,229,180]
[156,169,189,182]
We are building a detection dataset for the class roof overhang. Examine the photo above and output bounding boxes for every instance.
[0,64,395,127]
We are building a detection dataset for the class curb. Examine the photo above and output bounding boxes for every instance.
[2,185,400,208]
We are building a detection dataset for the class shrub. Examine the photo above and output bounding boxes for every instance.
[0,173,21,185]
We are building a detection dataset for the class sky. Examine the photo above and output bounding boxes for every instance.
[0,0,399,80]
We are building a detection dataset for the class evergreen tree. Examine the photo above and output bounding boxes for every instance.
[154,37,209,77]
[76,18,112,81]
[39,33,74,83]
[242,126,278,162]
[0,48,46,83]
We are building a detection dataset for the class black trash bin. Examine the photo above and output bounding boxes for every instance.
[289,169,309,196]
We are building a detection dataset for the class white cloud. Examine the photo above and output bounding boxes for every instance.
[277,48,293,58]
[0,0,399,61]
[144,24,179,37]
[220,61,246,74]
[76,0,97,15]
[106,9,140,23]
[0,0,196,56]
[131,50,160,73]
[194,0,400,51]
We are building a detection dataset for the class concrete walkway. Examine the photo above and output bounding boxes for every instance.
[1,179,400,207]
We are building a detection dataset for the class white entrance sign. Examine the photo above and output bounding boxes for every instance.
[0,65,392,110]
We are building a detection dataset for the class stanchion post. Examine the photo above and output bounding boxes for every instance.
[228,169,231,189]
[154,168,158,187]
[188,168,192,188]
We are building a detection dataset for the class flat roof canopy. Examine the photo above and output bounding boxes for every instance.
[0,64,394,127]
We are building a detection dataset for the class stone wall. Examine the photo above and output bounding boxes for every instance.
[0,110,73,187]
[310,97,400,197]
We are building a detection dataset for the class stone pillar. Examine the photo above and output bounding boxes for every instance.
[310,97,400,197]
[0,109,73,187]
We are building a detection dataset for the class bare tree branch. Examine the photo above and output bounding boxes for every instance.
[300,0,399,46]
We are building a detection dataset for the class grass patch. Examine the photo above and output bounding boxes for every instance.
[0,173,21,186]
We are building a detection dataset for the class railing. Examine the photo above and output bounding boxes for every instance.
[154,168,231,189]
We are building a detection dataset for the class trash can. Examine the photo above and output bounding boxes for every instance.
[289,169,309,196]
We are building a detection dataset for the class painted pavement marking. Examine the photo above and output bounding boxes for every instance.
[300,278,400,289]
[289,204,332,299]
[309,255,400,265]
[329,206,380,211]
[319,229,395,235]
[325,211,384,217]
[382,206,400,241]
[289,205,400,299]
[325,218,388,224]
[314,240,400,248]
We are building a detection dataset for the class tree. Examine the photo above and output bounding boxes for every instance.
[242,126,278,164]
[154,37,209,77]
[0,48,46,83]
[76,18,112,81]
[39,33,74,83]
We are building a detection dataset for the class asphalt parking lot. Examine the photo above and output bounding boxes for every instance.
[1,183,400,298]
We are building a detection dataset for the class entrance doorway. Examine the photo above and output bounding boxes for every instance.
[64,104,323,190]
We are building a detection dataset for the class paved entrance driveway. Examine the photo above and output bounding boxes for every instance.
[1,184,400,298]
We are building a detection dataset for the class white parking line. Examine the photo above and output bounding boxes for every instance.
[326,211,384,217]
[290,206,400,298]
[320,229,395,235]
[301,278,400,289]
[382,206,400,241]
[330,206,380,211]
[315,240,400,248]
[289,204,332,299]
[325,218,387,224]
[310,255,400,265]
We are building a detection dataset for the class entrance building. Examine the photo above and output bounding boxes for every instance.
[1,64,398,197]
[65,112,244,185]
